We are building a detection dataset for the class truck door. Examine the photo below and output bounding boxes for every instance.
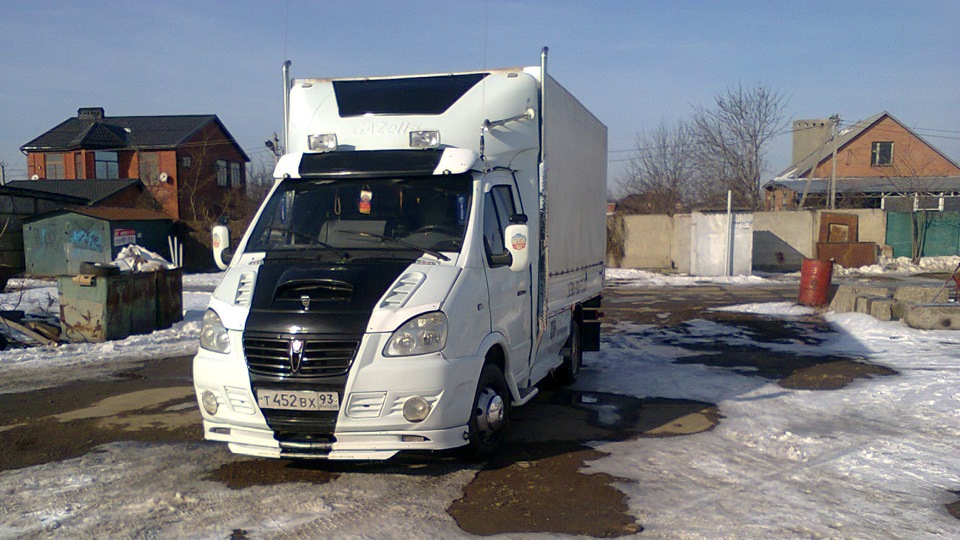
[482,183,532,383]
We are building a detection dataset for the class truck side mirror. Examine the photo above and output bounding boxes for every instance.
[212,224,232,270]
[504,223,530,272]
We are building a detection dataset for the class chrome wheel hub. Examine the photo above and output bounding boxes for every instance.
[476,387,505,434]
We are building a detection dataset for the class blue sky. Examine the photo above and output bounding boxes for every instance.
[1,1,958,191]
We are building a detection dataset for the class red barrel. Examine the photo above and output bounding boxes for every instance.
[798,258,834,307]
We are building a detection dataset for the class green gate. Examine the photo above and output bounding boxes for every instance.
[886,211,960,258]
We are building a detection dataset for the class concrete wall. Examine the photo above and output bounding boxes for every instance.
[620,214,674,269]
[615,208,890,273]
[672,213,692,273]
[752,210,816,271]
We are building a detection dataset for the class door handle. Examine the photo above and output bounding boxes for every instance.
[516,290,527,296]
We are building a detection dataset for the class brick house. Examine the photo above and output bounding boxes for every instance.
[764,112,960,211]
[20,107,250,221]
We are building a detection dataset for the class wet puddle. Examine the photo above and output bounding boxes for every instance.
[449,389,719,537]
[645,312,899,389]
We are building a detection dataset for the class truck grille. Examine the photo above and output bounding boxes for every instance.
[242,335,358,379]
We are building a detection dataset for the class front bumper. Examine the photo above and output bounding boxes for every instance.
[193,331,482,460]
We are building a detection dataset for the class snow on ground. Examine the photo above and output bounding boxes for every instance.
[0,273,222,394]
[834,255,960,277]
[584,306,960,538]
[606,268,777,287]
[2,266,960,537]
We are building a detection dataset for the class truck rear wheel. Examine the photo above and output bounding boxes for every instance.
[555,321,582,386]
[466,363,510,459]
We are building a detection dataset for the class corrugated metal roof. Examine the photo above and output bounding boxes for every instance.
[66,206,172,221]
[0,179,142,205]
[765,176,960,195]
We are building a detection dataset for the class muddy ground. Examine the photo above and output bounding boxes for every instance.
[0,283,913,536]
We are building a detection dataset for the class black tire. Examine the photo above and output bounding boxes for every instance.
[78,261,121,277]
[466,363,510,459]
[555,321,582,386]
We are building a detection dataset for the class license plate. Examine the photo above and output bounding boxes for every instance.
[257,389,339,411]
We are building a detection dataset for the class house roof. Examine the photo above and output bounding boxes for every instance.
[775,111,960,179]
[765,176,960,195]
[0,179,143,205]
[20,110,250,161]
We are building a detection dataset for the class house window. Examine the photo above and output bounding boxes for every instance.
[139,153,160,185]
[871,141,893,167]
[181,156,191,168]
[95,151,119,179]
[74,153,84,179]
[230,162,242,188]
[216,160,227,187]
[45,154,65,179]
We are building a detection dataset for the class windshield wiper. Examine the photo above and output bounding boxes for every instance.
[345,231,451,261]
[262,226,350,259]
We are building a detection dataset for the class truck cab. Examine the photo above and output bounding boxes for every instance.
[193,55,605,460]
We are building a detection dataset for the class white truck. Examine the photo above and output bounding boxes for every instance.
[193,49,607,460]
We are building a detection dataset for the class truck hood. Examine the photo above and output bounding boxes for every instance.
[223,257,462,337]
[245,258,415,337]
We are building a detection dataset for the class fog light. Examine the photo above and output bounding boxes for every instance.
[201,390,219,416]
[409,130,440,148]
[402,396,431,422]
[308,133,338,152]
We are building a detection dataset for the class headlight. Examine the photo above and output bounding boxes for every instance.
[383,312,448,357]
[200,309,231,353]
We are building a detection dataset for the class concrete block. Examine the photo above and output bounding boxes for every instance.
[853,296,895,321]
[830,285,892,313]
[893,286,949,304]
[903,303,960,330]
[869,298,897,322]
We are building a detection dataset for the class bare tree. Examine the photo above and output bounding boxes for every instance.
[689,83,788,210]
[617,120,694,215]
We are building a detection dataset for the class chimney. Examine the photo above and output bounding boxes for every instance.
[77,107,105,121]
[791,119,833,166]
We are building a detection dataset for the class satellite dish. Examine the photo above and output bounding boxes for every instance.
[31,174,39,180]
[159,172,169,183]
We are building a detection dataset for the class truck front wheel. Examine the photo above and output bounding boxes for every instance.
[555,321,582,385]
[466,363,510,459]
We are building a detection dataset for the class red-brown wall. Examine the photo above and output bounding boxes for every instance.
[812,116,960,179]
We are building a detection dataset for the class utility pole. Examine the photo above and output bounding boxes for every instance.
[829,114,840,210]
[265,133,283,167]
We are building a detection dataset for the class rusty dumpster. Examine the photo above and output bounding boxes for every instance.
[58,268,183,343]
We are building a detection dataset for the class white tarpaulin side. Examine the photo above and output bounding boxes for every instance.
[542,75,607,276]
[690,211,753,276]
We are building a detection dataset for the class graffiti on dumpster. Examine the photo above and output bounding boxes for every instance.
[69,228,104,252]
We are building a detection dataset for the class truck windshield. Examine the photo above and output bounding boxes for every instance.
[247,174,473,259]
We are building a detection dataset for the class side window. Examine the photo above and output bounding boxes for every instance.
[483,185,517,267]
